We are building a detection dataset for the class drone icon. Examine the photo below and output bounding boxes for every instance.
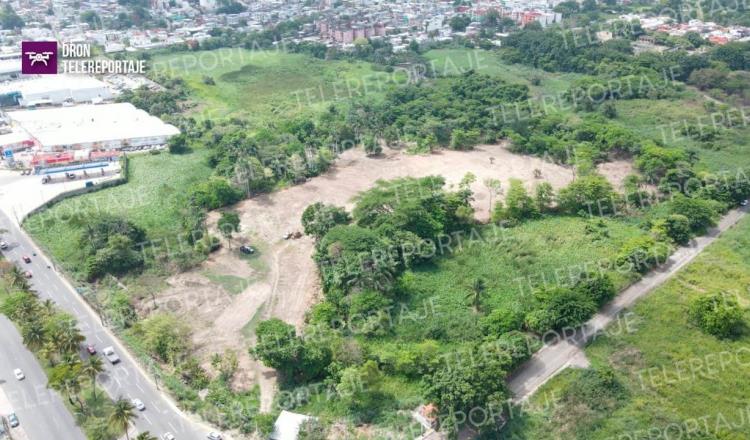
[28,51,53,66]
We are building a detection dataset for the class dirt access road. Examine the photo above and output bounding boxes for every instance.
[154,144,625,412]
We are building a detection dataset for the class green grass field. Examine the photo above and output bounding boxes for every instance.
[152,48,405,123]
[24,149,213,280]
[610,96,750,174]
[387,217,645,344]
[425,48,750,175]
[291,216,649,425]
[423,49,585,98]
[503,215,750,439]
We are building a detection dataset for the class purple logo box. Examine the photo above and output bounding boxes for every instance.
[21,41,58,74]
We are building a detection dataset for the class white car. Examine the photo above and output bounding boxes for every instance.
[162,433,176,440]
[131,398,145,411]
[102,346,120,364]
[0,241,8,250]
[207,433,222,440]
[13,369,24,380]
[741,199,749,207]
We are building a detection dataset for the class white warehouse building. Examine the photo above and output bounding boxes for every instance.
[7,102,180,151]
[0,75,113,107]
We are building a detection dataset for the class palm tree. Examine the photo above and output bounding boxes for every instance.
[135,432,158,440]
[4,266,29,292]
[465,278,486,313]
[109,397,137,440]
[40,341,58,367]
[81,356,104,400]
[57,320,85,354]
[49,363,85,412]
[17,295,38,320]
[21,320,46,350]
[61,352,81,367]
[40,299,56,317]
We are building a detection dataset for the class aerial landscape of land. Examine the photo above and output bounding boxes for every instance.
[0,1,749,440]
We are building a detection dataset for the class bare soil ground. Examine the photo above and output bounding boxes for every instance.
[151,144,630,412]
[596,160,636,191]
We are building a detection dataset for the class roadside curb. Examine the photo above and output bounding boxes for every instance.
[1,210,229,440]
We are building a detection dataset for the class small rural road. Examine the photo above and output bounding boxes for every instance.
[507,207,748,401]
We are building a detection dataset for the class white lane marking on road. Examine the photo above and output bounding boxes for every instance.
[135,381,144,393]
[143,414,153,425]
[168,422,177,433]
[94,333,103,343]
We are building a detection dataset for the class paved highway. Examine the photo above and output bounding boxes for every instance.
[0,315,85,440]
[0,210,216,440]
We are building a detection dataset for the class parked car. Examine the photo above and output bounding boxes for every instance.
[239,245,255,255]
[24,271,32,278]
[162,433,176,440]
[22,255,31,263]
[207,433,222,440]
[102,346,120,364]
[132,398,145,411]
[7,413,18,428]
[742,199,749,206]
[13,368,24,380]
[86,343,96,355]
[0,241,8,250]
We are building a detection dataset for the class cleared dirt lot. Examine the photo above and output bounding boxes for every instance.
[154,144,584,409]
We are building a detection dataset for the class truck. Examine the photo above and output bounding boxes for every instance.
[102,346,120,364]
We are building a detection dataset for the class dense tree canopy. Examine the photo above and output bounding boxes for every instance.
[302,203,351,240]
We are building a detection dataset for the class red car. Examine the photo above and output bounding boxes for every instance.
[24,271,32,278]
[86,344,96,355]
[22,256,31,263]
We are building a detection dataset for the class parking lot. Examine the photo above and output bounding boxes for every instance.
[0,164,121,223]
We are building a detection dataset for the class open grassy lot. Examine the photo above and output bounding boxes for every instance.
[502,215,750,439]
[292,215,650,424]
[424,48,750,176]
[387,216,645,343]
[610,96,750,174]
[152,48,405,123]
[24,149,213,280]
[423,48,585,98]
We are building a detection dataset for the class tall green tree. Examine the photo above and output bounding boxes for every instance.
[483,178,502,214]
[217,210,241,247]
[109,398,137,440]
[49,362,85,412]
[302,203,351,240]
[503,179,539,221]
[22,321,46,350]
[3,266,29,291]
[82,356,104,401]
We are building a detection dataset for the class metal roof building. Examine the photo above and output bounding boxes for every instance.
[7,102,180,151]
[0,74,113,107]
